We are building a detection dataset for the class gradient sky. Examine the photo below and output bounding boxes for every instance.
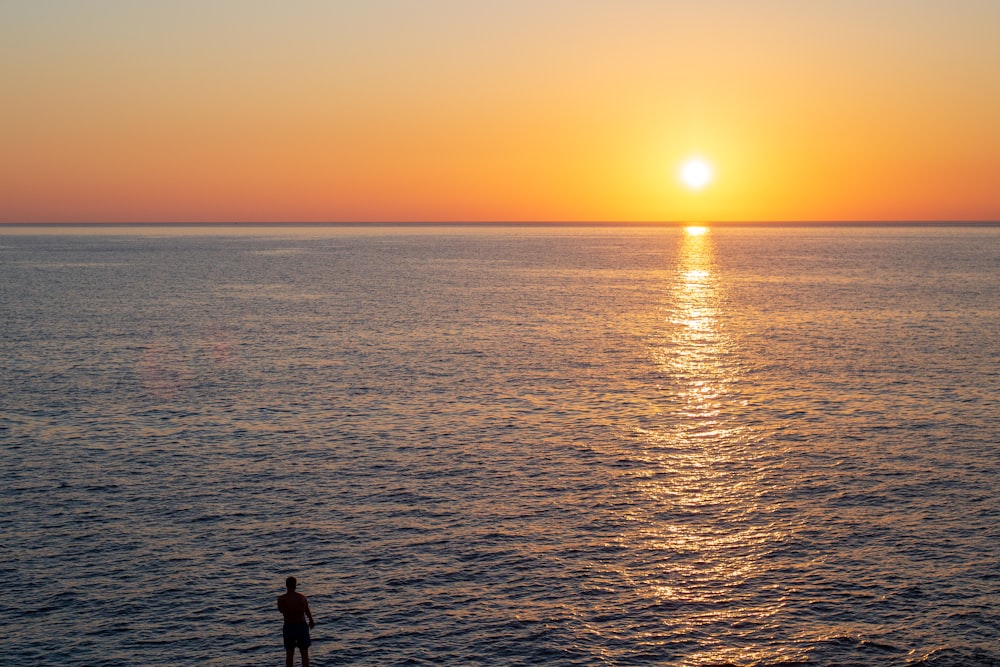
[2,1,998,223]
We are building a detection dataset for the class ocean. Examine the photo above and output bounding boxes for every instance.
[1,224,998,666]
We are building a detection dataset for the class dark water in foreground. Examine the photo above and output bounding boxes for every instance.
[1,225,998,666]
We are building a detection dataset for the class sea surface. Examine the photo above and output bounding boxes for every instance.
[1,224,998,666]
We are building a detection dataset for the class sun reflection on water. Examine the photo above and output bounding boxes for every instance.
[615,226,794,664]
[660,225,732,421]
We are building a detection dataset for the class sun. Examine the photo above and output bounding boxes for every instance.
[680,158,712,189]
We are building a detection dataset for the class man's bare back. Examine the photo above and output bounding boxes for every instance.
[277,591,313,626]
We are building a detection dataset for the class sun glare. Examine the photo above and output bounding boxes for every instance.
[681,158,712,190]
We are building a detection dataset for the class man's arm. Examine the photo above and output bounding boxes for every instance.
[303,596,315,628]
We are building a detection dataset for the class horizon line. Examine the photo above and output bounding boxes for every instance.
[2,220,1000,228]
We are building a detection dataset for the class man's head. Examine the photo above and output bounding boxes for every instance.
[286,576,297,591]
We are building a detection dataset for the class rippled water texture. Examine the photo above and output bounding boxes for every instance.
[2,225,998,666]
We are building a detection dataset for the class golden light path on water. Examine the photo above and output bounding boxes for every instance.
[615,225,797,664]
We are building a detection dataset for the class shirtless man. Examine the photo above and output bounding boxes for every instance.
[277,576,316,667]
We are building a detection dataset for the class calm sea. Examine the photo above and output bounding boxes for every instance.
[1,224,998,666]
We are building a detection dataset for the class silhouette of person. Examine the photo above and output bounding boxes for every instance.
[277,576,315,667]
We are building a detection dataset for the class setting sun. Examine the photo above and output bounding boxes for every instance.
[681,159,713,190]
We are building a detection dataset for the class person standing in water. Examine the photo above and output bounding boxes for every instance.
[277,576,315,667]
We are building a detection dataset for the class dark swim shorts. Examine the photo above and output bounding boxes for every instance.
[283,622,311,650]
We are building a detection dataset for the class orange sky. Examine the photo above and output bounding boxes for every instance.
[2,1,998,223]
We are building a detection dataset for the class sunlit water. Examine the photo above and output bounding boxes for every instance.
[1,225,997,666]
